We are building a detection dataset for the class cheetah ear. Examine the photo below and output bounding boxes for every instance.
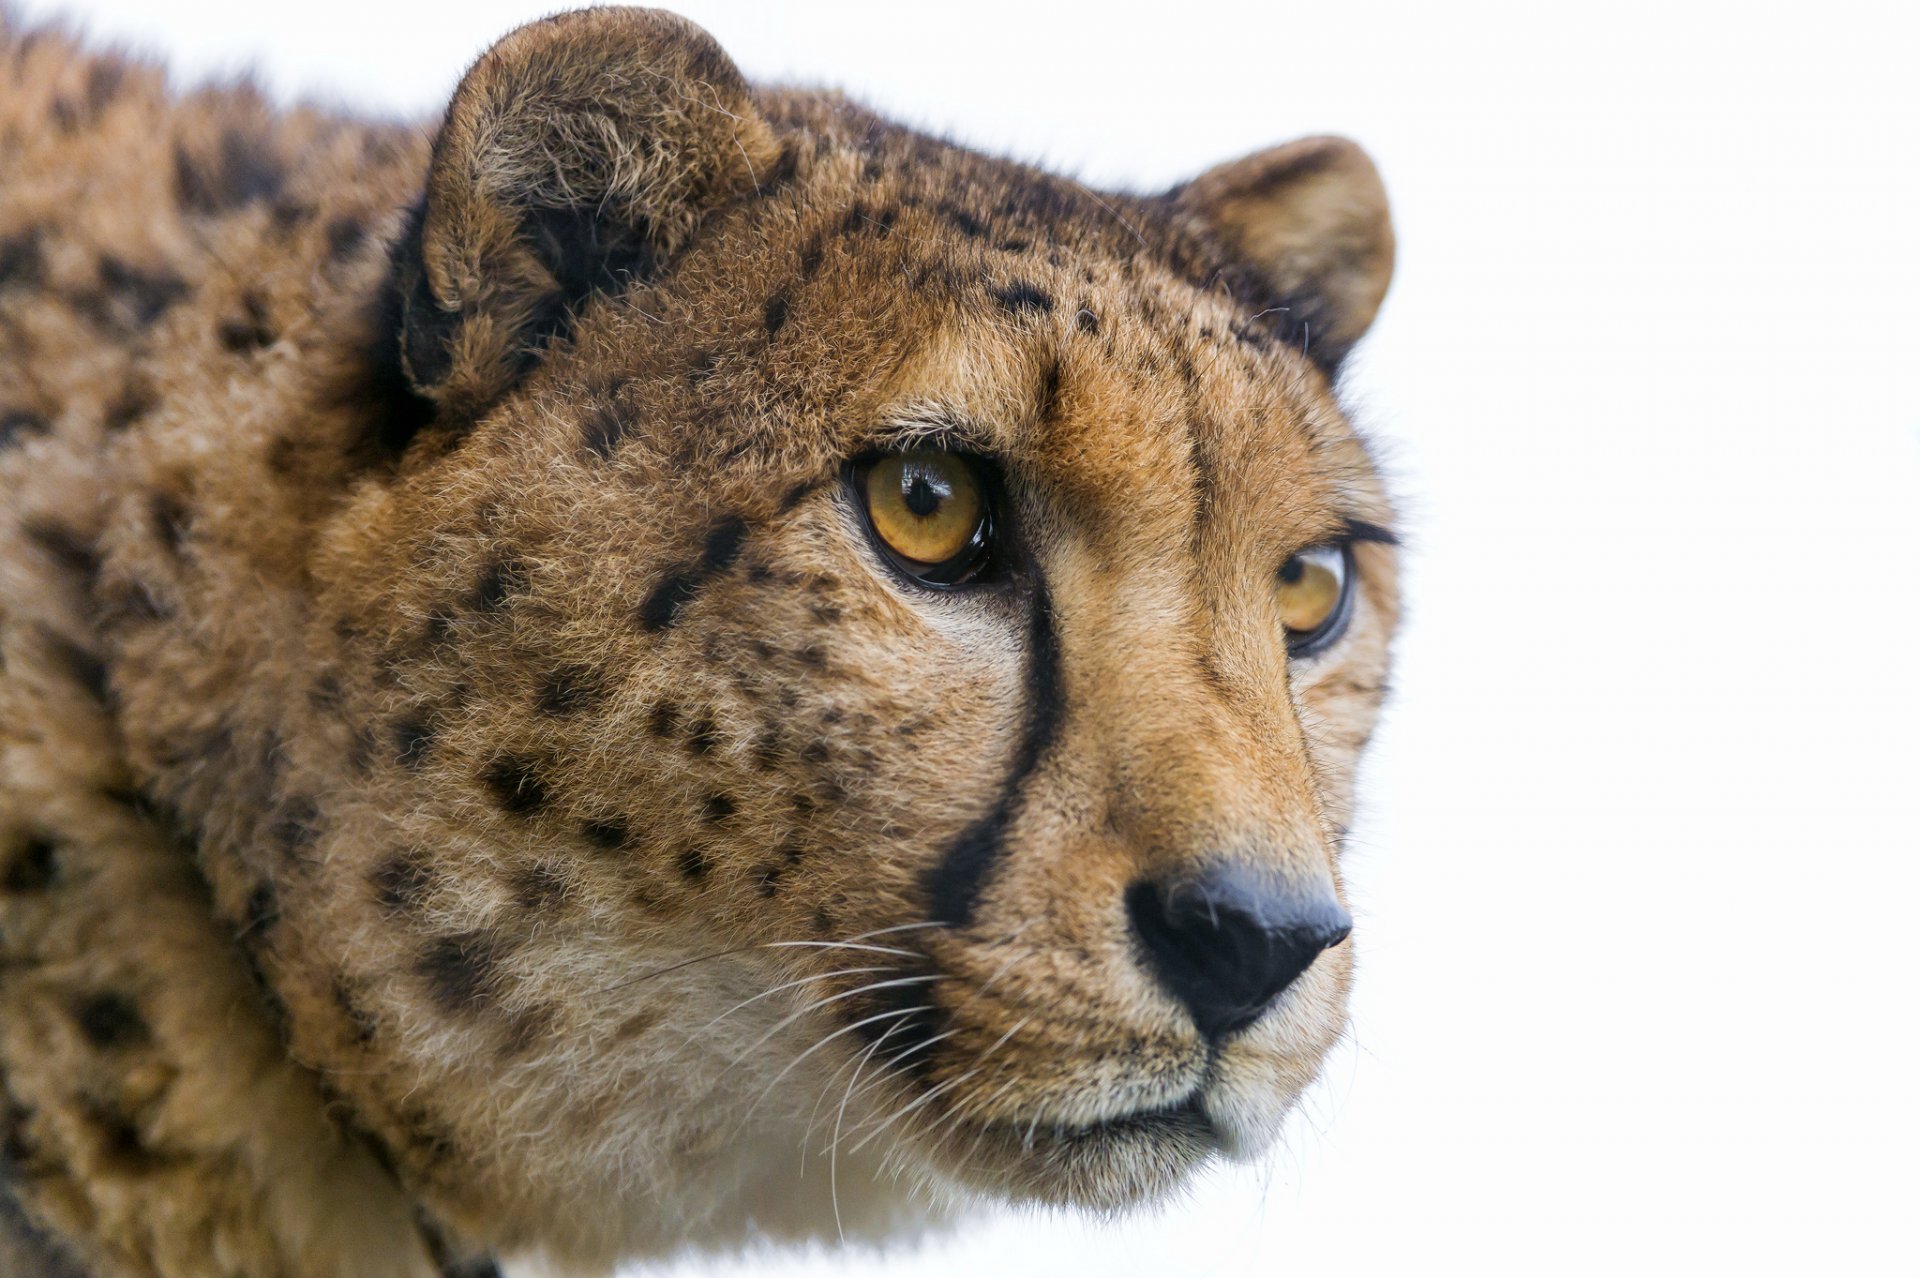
[388,7,780,418]
[1171,136,1394,373]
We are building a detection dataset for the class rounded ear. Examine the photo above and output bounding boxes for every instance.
[391,7,781,417]
[1171,136,1394,372]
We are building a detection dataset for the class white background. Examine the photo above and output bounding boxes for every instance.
[20,2,1918,1274]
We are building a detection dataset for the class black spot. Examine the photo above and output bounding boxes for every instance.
[755,140,801,196]
[0,228,47,290]
[924,580,1066,926]
[580,400,629,460]
[636,517,748,631]
[763,293,789,337]
[798,239,824,278]
[481,755,549,815]
[151,491,190,555]
[216,291,276,352]
[324,213,368,262]
[43,629,109,703]
[241,881,280,938]
[1076,307,1099,335]
[676,846,711,881]
[103,378,157,433]
[373,852,433,914]
[0,408,52,448]
[417,931,506,1015]
[22,520,99,581]
[1038,357,1064,423]
[687,350,719,384]
[393,717,435,768]
[535,665,599,716]
[332,975,380,1046]
[471,557,528,611]
[993,281,1054,315]
[686,716,721,756]
[89,255,190,331]
[271,797,321,859]
[752,730,783,771]
[72,992,148,1050]
[580,818,631,851]
[796,644,827,670]
[174,127,286,214]
[777,481,812,514]
[513,863,568,910]
[702,793,737,823]
[3,839,56,893]
[938,203,987,239]
[647,702,678,739]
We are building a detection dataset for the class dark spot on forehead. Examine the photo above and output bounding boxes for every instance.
[270,797,321,860]
[417,931,507,1015]
[151,492,190,555]
[216,291,276,352]
[685,715,721,756]
[471,556,528,611]
[702,793,737,823]
[512,862,569,910]
[1076,306,1099,335]
[373,851,433,914]
[580,399,631,460]
[676,846,711,881]
[22,519,99,581]
[647,702,679,738]
[993,281,1054,315]
[332,975,380,1046]
[481,755,550,816]
[324,213,368,261]
[0,408,52,447]
[241,881,280,938]
[393,716,435,768]
[535,665,600,716]
[71,992,149,1050]
[581,817,631,851]
[763,293,789,337]
[43,629,110,703]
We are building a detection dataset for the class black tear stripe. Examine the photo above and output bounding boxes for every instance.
[922,580,1065,928]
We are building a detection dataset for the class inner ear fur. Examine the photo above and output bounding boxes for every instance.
[392,6,781,417]
[1172,136,1394,373]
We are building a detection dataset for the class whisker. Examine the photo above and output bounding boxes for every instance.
[847,1069,977,1157]
[735,1003,933,1130]
[694,965,898,1035]
[726,973,942,1071]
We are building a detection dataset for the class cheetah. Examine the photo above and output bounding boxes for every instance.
[0,7,1400,1275]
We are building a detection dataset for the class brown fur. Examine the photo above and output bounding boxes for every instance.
[0,8,1398,1275]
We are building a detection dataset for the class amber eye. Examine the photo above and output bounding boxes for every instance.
[1277,544,1354,657]
[857,449,994,585]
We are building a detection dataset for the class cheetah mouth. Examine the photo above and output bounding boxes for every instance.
[1044,1091,1215,1145]
[927,1090,1221,1207]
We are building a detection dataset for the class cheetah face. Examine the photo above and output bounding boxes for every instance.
[281,8,1396,1251]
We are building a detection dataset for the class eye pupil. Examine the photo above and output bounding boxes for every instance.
[1278,557,1305,585]
[904,473,942,517]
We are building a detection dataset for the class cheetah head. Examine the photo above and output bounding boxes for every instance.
[215,7,1398,1266]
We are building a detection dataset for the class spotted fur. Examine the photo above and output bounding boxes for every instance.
[0,8,1398,1275]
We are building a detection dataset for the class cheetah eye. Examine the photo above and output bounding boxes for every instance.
[854,449,994,586]
[1277,544,1355,658]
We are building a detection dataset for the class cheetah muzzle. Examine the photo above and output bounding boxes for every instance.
[0,7,1399,1274]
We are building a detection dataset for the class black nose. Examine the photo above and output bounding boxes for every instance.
[1126,864,1352,1041]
